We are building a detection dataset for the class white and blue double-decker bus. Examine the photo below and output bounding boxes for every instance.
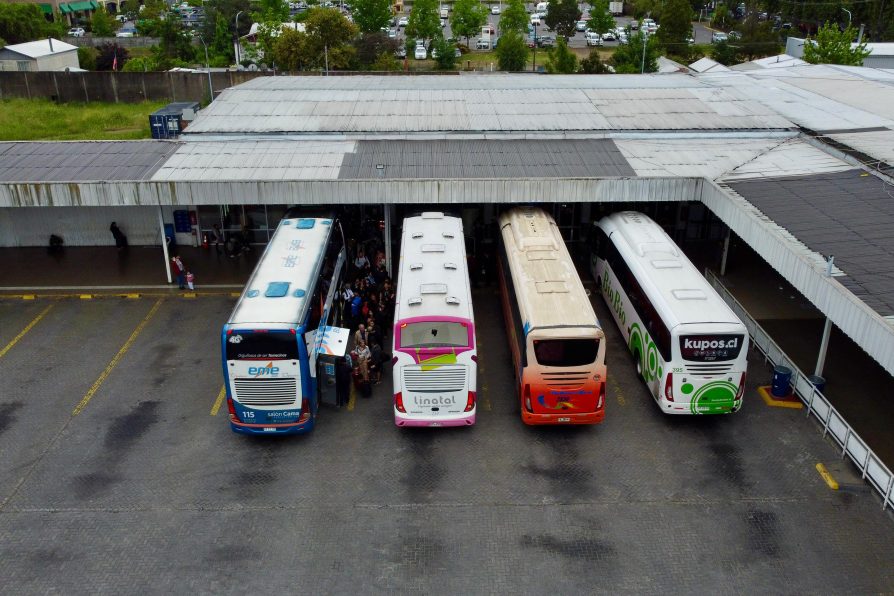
[222,212,345,435]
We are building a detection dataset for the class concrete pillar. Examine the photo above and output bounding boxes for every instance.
[158,206,172,284]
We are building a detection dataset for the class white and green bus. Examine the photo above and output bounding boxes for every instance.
[590,212,748,415]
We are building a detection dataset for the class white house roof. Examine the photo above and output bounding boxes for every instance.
[2,38,77,59]
[689,57,729,73]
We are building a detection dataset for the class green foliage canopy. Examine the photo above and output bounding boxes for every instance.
[611,30,659,72]
[90,9,118,37]
[406,0,440,46]
[803,22,870,66]
[495,29,528,70]
[0,3,62,44]
[498,0,528,35]
[544,0,581,39]
[349,0,393,33]
[586,0,614,36]
[450,0,488,45]
[545,35,577,72]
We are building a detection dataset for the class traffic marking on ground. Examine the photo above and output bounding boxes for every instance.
[347,384,356,411]
[816,463,839,490]
[72,298,164,416]
[0,304,54,360]
[79,294,93,300]
[210,385,226,416]
[757,385,804,409]
[22,295,36,300]
[610,376,627,407]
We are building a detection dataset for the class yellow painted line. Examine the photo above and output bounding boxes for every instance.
[182,292,197,299]
[230,292,242,298]
[758,385,804,409]
[481,382,491,411]
[73,299,164,416]
[22,294,36,301]
[0,304,54,360]
[79,294,93,300]
[816,463,839,490]
[122,293,141,299]
[210,385,226,416]
[610,376,626,407]
[347,383,356,411]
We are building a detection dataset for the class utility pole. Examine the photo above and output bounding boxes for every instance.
[234,10,244,64]
[814,255,835,377]
[199,36,213,101]
[640,31,646,73]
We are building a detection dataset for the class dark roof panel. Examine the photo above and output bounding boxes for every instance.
[728,169,894,317]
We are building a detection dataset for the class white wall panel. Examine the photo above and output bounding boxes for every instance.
[0,206,159,247]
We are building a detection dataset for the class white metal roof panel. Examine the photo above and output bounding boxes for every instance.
[721,138,853,181]
[827,130,894,165]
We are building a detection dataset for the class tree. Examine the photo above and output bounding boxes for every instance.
[495,29,528,70]
[349,0,392,33]
[580,48,610,73]
[450,0,488,46]
[353,30,398,67]
[611,30,659,72]
[431,35,458,69]
[209,11,234,62]
[545,35,577,72]
[803,21,870,66]
[406,0,440,47]
[253,0,290,23]
[586,0,614,36]
[303,7,358,69]
[735,12,780,61]
[710,39,737,64]
[155,17,195,64]
[90,8,118,37]
[544,0,581,39]
[272,27,311,70]
[656,0,691,51]
[95,42,129,70]
[498,0,528,35]
[0,3,61,44]
[710,2,731,31]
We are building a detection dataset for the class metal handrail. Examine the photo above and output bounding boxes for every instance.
[706,269,894,511]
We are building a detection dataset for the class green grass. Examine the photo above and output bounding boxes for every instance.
[0,98,168,141]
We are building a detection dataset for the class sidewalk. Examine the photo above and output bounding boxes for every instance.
[0,244,260,294]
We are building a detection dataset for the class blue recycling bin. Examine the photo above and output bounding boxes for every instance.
[807,374,826,394]
[771,366,792,397]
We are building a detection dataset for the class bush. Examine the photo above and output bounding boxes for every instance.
[579,49,610,73]
[495,30,528,71]
[77,46,97,70]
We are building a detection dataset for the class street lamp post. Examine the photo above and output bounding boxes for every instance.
[841,7,851,26]
[532,21,537,71]
[198,36,213,101]
[640,30,647,73]
[234,10,244,64]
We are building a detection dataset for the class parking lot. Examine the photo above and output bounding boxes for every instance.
[1,285,893,593]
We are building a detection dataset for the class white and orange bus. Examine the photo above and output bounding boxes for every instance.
[391,212,477,427]
[497,207,607,425]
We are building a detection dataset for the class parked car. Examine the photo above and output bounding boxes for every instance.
[476,38,491,49]
[395,45,407,58]
[629,19,639,30]
[67,27,86,37]
[575,20,587,31]
[601,30,616,41]
[537,35,554,47]
[530,14,541,25]
[398,16,408,27]
[116,27,136,37]
[414,45,427,59]
[585,31,602,46]
[711,31,728,43]
[491,5,500,14]
[728,30,741,40]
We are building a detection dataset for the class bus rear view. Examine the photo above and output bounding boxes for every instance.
[392,212,477,428]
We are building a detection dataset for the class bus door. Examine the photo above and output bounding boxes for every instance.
[525,335,602,416]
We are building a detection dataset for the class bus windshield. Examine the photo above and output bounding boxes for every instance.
[399,321,469,348]
[534,339,600,367]
[679,334,744,362]
[225,330,299,360]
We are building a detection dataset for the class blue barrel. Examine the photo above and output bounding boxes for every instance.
[807,374,826,394]
[771,366,792,397]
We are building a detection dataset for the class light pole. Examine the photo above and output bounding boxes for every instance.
[198,36,213,101]
[640,30,647,73]
[841,7,851,26]
[532,21,537,71]
[234,10,244,64]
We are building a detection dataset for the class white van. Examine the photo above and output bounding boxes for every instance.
[585,30,603,46]
[440,7,448,18]
[535,2,548,11]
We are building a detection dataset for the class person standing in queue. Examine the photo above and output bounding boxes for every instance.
[335,354,352,408]
[110,222,128,251]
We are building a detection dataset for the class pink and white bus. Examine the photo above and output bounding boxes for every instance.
[392,212,477,427]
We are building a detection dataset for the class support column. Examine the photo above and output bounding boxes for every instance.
[384,203,393,277]
[719,227,731,276]
[159,206,172,284]
[814,255,835,377]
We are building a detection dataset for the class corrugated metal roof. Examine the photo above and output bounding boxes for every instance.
[826,130,894,166]
[338,139,635,179]
[727,170,894,317]
[0,141,180,182]
[183,74,793,135]
[721,138,853,181]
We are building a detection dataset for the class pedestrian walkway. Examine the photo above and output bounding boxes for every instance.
[0,244,259,294]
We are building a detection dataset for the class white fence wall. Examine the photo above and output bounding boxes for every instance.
[707,270,894,511]
[0,206,159,247]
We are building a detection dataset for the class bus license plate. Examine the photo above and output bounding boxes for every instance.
[429,422,442,427]
[263,427,276,432]
[558,417,571,423]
